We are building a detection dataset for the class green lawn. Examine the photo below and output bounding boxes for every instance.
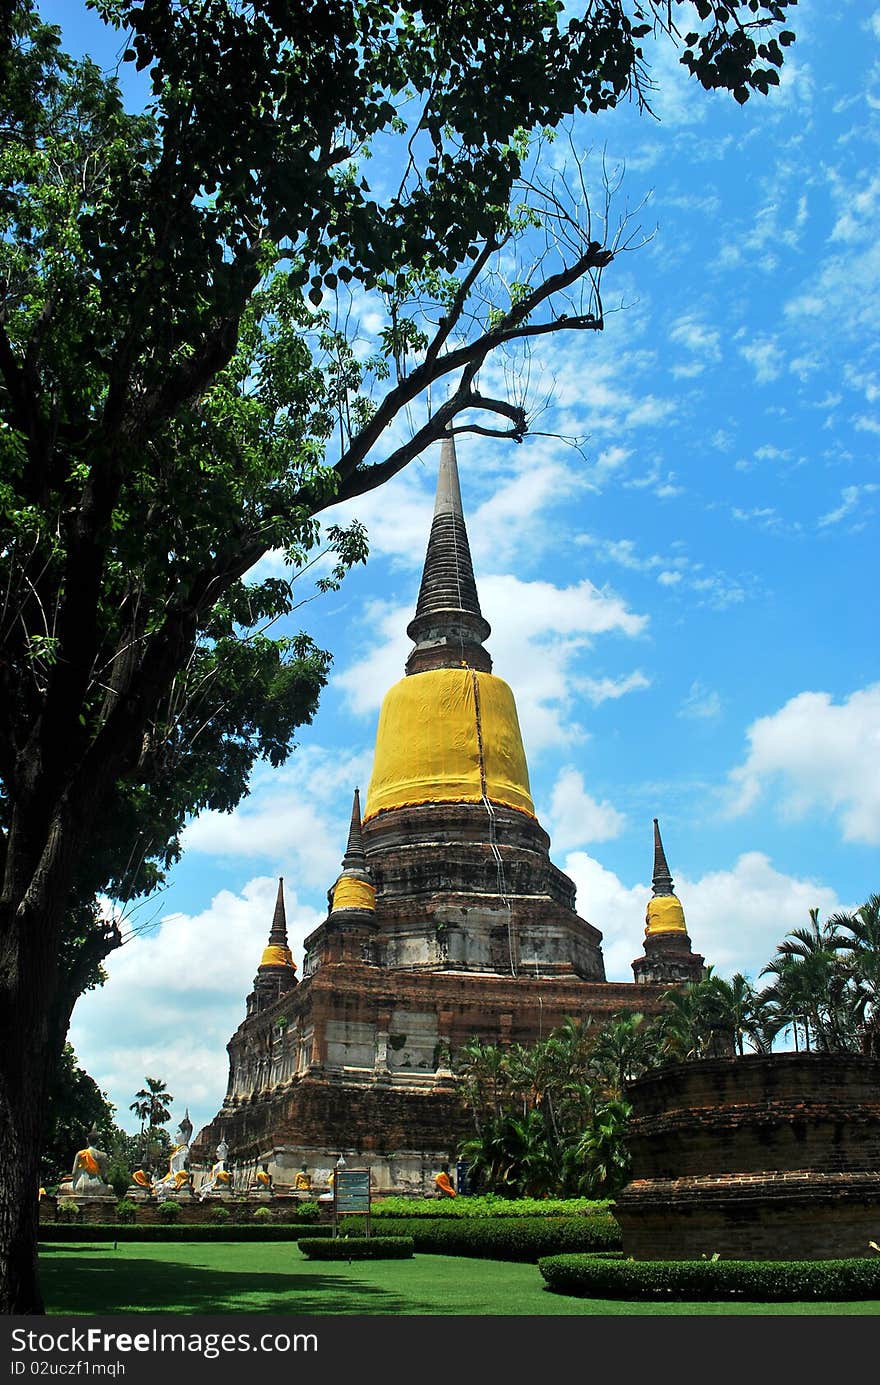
[39,1242,880,1316]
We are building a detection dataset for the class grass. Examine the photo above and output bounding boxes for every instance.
[39,1242,880,1316]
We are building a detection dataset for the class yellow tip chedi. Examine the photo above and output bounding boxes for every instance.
[331,877,376,912]
[260,944,295,968]
[364,667,535,820]
[645,895,687,936]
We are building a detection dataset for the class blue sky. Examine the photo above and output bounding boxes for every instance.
[45,3,879,1142]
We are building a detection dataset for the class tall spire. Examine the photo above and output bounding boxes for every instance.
[342,788,366,870]
[248,876,297,1017]
[633,816,703,982]
[405,433,492,675]
[651,818,675,897]
[329,787,376,917]
[268,877,290,947]
[259,877,296,970]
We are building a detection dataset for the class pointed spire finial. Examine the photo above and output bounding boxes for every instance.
[405,432,492,676]
[269,876,289,947]
[652,818,675,897]
[342,788,366,869]
[257,876,296,973]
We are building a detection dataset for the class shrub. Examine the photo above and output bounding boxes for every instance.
[40,1224,311,1243]
[537,1255,880,1302]
[56,1198,80,1223]
[114,1199,139,1224]
[290,1202,322,1223]
[209,1205,231,1225]
[157,1199,181,1222]
[106,1162,133,1199]
[372,1195,609,1220]
[252,1206,275,1223]
[330,1214,621,1260]
[298,1236,414,1261]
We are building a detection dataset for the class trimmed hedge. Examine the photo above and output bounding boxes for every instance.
[40,1224,311,1243]
[298,1236,414,1260]
[538,1255,880,1302]
[39,1213,621,1261]
[373,1196,610,1219]
[335,1214,621,1261]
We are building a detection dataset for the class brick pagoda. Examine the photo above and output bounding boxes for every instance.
[192,436,705,1193]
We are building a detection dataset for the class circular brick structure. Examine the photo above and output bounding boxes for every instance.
[614,1053,880,1261]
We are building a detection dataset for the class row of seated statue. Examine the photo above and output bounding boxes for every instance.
[56,1116,311,1203]
[130,1113,198,1201]
[57,1114,244,1202]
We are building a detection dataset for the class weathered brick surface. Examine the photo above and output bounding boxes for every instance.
[615,1055,880,1260]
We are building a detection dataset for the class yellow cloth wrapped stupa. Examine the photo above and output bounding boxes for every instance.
[645,818,688,936]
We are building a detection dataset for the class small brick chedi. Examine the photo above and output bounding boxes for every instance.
[615,1054,880,1260]
[193,436,704,1192]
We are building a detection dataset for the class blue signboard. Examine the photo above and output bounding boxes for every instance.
[333,1169,371,1234]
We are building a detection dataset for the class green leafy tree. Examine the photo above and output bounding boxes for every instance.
[759,908,856,1054]
[0,0,798,1313]
[573,1097,633,1197]
[456,1011,660,1197]
[128,1075,172,1169]
[829,894,880,1057]
[588,1010,657,1097]
[39,1043,117,1188]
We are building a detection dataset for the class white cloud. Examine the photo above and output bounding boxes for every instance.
[726,685,880,844]
[678,682,722,720]
[577,531,756,609]
[563,849,847,985]
[786,169,880,336]
[817,484,877,528]
[579,671,651,704]
[545,768,626,851]
[69,877,324,1141]
[181,746,374,889]
[830,174,880,244]
[739,335,784,384]
[669,314,722,372]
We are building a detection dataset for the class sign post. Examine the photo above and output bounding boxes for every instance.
[333,1168,372,1239]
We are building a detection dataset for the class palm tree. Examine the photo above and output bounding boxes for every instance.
[456,1038,510,1136]
[654,972,734,1061]
[759,908,855,1053]
[829,894,880,1056]
[711,973,773,1056]
[129,1076,173,1168]
[573,1098,633,1197]
[588,1011,658,1097]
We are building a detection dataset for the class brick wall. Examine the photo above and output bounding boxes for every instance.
[614,1054,880,1261]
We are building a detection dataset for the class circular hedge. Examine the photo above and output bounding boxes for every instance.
[298,1236,414,1260]
[538,1254,880,1302]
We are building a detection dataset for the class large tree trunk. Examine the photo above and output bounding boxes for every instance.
[0,899,58,1314]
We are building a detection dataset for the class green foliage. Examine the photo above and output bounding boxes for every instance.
[114,1198,138,1224]
[156,1199,181,1222]
[572,1099,633,1198]
[373,1195,609,1219]
[538,1254,880,1302]
[105,1162,133,1199]
[39,1223,310,1242]
[251,1205,274,1223]
[40,1044,118,1185]
[55,1199,79,1223]
[373,1214,621,1261]
[208,1205,231,1225]
[456,1013,655,1197]
[298,1236,414,1261]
